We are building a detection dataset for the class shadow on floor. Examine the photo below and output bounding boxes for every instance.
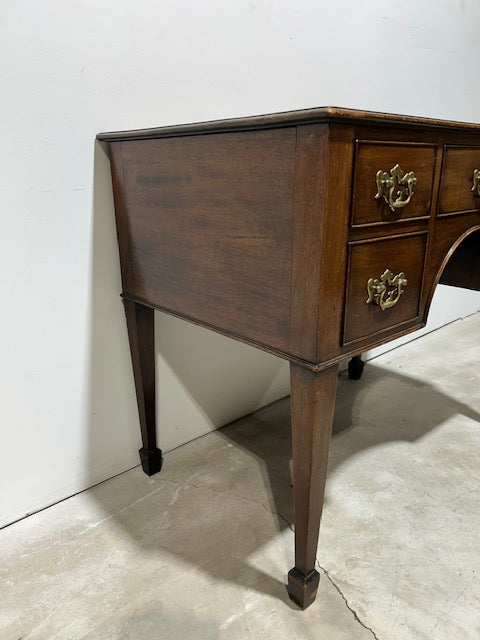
[215,361,480,529]
[88,358,480,604]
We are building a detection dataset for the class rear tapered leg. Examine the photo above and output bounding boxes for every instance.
[124,299,163,476]
[348,354,364,380]
[287,363,338,609]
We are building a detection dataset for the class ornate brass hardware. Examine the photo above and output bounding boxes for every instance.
[366,269,408,311]
[471,168,480,197]
[375,164,417,212]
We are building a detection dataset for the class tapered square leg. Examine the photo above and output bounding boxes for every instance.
[124,299,163,476]
[287,363,338,609]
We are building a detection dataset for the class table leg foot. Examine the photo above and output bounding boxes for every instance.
[287,568,320,610]
[139,447,163,476]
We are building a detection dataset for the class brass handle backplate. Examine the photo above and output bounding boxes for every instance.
[366,269,408,311]
[472,168,480,197]
[375,164,417,212]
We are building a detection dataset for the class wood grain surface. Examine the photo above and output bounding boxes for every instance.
[352,141,436,226]
[344,233,427,344]
[439,146,480,215]
[113,129,296,353]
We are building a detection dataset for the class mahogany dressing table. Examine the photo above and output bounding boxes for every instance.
[98,107,480,609]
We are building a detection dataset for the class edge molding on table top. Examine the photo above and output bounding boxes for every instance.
[96,106,480,141]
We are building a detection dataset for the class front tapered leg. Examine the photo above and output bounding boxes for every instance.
[124,299,163,476]
[287,364,338,609]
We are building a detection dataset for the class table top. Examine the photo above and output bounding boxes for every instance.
[97,106,480,142]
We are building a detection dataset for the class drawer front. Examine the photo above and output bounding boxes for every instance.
[352,141,437,227]
[438,146,480,215]
[343,233,427,345]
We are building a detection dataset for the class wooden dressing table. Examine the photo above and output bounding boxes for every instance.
[98,107,480,609]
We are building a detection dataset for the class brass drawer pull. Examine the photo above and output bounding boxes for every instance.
[366,269,408,311]
[375,164,417,212]
[471,168,480,197]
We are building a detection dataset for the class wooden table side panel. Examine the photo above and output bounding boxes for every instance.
[116,129,297,352]
[109,141,135,292]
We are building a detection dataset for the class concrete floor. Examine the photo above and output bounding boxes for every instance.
[2,314,480,640]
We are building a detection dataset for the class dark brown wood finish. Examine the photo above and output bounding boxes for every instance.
[123,299,163,476]
[117,129,296,353]
[314,125,355,363]
[439,146,480,215]
[352,141,437,226]
[288,363,339,609]
[289,124,354,362]
[97,106,480,142]
[344,232,427,345]
[289,124,329,361]
[99,107,480,610]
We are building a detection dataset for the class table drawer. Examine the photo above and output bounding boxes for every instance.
[343,233,427,344]
[352,141,437,227]
[438,146,480,215]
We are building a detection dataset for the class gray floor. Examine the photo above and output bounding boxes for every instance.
[2,314,480,640]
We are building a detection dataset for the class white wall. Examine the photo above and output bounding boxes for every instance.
[2,0,480,528]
